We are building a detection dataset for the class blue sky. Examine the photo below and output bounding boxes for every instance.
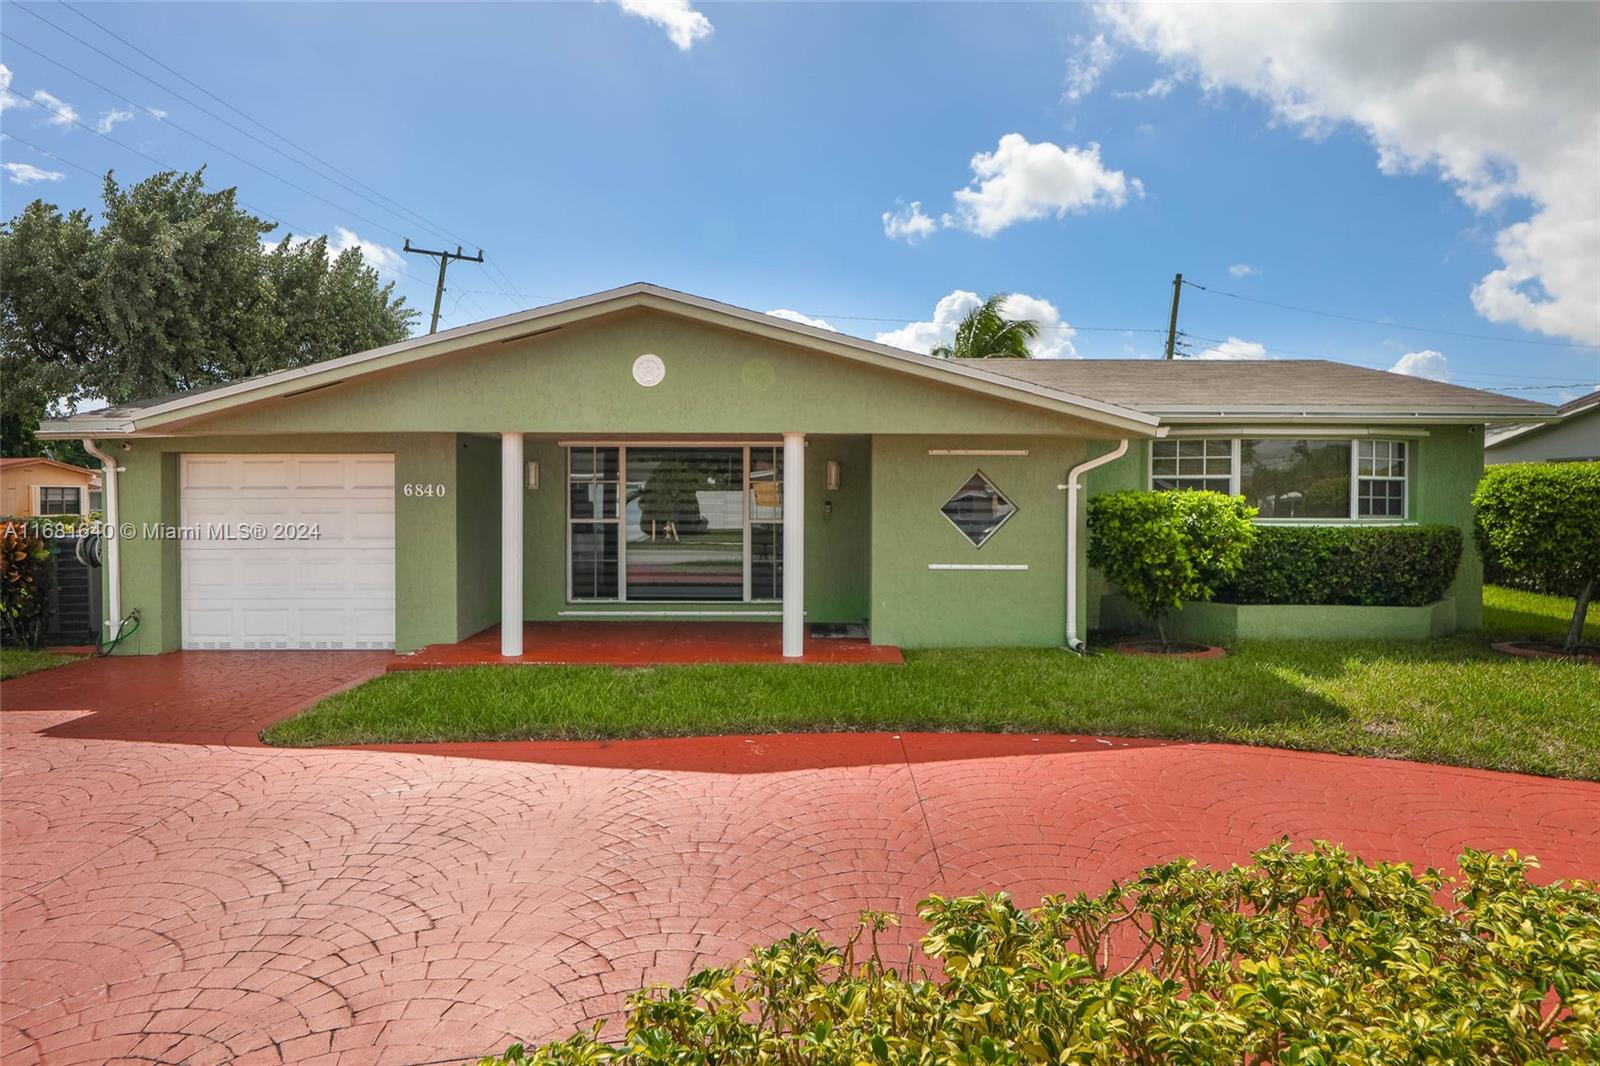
[2,2,1596,401]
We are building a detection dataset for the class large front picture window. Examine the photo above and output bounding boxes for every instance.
[1240,439,1352,519]
[568,445,783,602]
[1149,436,1409,521]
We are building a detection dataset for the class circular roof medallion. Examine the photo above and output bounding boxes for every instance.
[632,353,666,388]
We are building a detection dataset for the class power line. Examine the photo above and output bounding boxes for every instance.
[2,26,416,244]
[51,0,475,252]
[1181,278,1598,350]
[50,0,539,311]
[1,87,308,234]
[1177,331,1587,383]
[403,241,484,335]
[0,91,432,291]
[1481,383,1599,391]
[795,313,1162,333]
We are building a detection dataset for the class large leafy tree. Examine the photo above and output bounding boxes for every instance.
[0,168,417,458]
[929,293,1040,359]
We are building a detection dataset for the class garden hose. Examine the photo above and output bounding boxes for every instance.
[97,609,140,657]
[75,531,102,568]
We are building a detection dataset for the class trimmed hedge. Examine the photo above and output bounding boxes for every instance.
[1474,462,1600,598]
[1216,524,1462,607]
[1086,490,1256,644]
[481,842,1600,1066]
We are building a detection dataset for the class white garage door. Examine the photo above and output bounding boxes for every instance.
[181,454,395,649]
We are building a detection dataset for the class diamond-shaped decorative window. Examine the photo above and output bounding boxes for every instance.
[940,471,1016,548]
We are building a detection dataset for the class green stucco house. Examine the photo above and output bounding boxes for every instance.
[38,284,1554,657]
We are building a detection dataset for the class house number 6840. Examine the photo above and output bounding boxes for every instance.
[402,483,447,497]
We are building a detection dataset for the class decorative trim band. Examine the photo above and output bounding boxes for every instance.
[926,563,1029,571]
[558,609,784,617]
[926,449,1030,456]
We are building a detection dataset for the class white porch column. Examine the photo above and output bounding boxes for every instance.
[500,432,524,657]
[782,432,805,657]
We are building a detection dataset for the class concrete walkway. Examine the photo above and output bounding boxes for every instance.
[3,653,1597,1065]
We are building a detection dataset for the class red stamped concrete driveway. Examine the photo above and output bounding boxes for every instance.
[3,653,1598,1066]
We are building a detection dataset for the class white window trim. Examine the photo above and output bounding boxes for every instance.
[1148,435,1411,525]
[1353,439,1409,521]
[33,484,84,516]
[566,443,785,605]
[1148,438,1235,493]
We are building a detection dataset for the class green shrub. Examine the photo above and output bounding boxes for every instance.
[1,521,56,649]
[481,842,1600,1066]
[1217,524,1462,607]
[1474,462,1600,651]
[1087,490,1256,647]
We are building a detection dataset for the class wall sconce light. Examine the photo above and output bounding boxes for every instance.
[825,460,841,491]
[526,459,540,490]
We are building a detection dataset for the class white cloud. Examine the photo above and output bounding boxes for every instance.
[95,108,134,134]
[1065,34,1115,102]
[0,64,24,112]
[766,308,836,332]
[874,289,1078,359]
[884,135,1141,243]
[1113,75,1178,100]
[1391,349,1450,381]
[267,227,405,276]
[148,107,168,119]
[1227,262,1256,277]
[327,227,404,275]
[947,135,1142,237]
[1102,2,1600,346]
[881,201,938,243]
[1196,336,1268,360]
[614,0,712,51]
[31,89,77,127]
[3,162,66,185]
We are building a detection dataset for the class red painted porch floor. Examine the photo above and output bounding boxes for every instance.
[388,621,904,671]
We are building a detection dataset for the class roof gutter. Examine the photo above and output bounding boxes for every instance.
[1152,409,1557,424]
[81,438,122,639]
[1061,439,1130,653]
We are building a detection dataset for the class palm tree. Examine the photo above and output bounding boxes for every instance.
[929,294,1040,359]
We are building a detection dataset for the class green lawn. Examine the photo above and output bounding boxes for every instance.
[0,648,82,680]
[263,586,1600,780]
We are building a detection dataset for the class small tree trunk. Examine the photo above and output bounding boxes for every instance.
[1565,577,1594,653]
[1155,615,1168,653]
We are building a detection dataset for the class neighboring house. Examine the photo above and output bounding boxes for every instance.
[38,283,1554,655]
[0,457,101,518]
[1484,389,1600,464]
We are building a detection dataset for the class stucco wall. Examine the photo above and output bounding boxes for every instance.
[868,435,1107,648]
[173,312,1128,439]
[105,433,464,654]
[454,436,502,640]
[1083,426,1488,636]
[1412,424,1485,629]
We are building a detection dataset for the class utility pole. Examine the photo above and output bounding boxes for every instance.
[1164,272,1183,360]
[403,240,485,334]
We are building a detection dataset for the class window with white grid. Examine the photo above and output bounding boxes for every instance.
[1151,438,1233,492]
[1356,440,1407,517]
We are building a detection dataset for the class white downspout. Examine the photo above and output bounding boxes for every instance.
[1060,439,1129,652]
[81,438,122,637]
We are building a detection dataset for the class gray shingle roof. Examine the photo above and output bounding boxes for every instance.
[977,359,1554,419]
[36,284,1557,435]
